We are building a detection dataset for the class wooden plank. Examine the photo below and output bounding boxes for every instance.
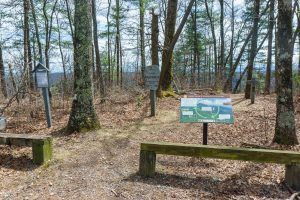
[141,142,300,165]
[0,133,51,146]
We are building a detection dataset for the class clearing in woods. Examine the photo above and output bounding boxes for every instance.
[0,91,299,199]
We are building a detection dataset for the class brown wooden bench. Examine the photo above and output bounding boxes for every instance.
[0,133,53,165]
[139,142,300,190]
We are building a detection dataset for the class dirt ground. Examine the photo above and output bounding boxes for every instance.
[0,90,300,200]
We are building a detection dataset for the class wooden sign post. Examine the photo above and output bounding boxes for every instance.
[247,78,257,104]
[145,65,160,117]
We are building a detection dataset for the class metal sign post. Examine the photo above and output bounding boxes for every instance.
[32,63,52,128]
[203,123,208,145]
[145,65,160,117]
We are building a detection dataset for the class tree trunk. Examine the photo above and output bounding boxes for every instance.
[139,0,146,81]
[159,0,178,93]
[25,0,33,91]
[151,10,159,66]
[115,0,120,86]
[92,0,105,96]
[43,0,58,70]
[158,0,195,96]
[228,0,235,92]
[245,0,260,99]
[273,0,298,145]
[30,0,43,62]
[23,0,29,95]
[204,0,218,88]
[190,7,198,88]
[219,0,225,83]
[65,0,75,43]
[0,46,7,98]
[67,0,100,133]
[56,13,67,81]
[107,0,112,84]
[265,0,275,94]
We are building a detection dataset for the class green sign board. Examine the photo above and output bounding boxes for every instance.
[180,97,234,123]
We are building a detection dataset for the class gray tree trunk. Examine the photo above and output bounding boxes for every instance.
[273,0,298,145]
[23,0,29,94]
[265,0,275,94]
[67,0,100,133]
[204,0,218,88]
[245,0,260,99]
[92,0,105,96]
[139,0,146,81]
[0,46,7,98]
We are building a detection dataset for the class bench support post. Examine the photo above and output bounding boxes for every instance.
[285,163,300,190]
[32,138,53,165]
[139,150,156,177]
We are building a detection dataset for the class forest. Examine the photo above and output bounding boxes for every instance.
[0,0,300,199]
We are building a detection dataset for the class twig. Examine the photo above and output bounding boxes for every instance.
[290,193,300,200]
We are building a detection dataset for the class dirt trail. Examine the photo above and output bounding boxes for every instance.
[0,94,299,199]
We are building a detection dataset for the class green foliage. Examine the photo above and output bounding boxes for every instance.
[294,74,300,87]
[136,95,144,107]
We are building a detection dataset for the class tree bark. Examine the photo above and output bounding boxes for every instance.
[30,0,43,62]
[67,0,100,133]
[273,0,298,145]
[151,10,159,66]
[219,0,225,83]
[204,0,218,88]
[23,0,30,95]
[65,0,75,43]
[43,0,58,70]
[92,0,105,96]
[158,0,195,95]
[0,46,7,98]
[265,0,275,94]
[116,0,120,86]
[56,12,67,81]
[107,0,112,84]
[139,0,146,81]
[227,0,235,92]
[245,0,260,99]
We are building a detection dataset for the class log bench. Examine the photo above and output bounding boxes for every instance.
[0,133,53,165]
[139,142,300,190]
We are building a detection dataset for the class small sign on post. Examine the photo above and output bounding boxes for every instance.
[145,65,160,116]
[32,63,52,128]
[247,78,258,104]
[180,97,234,145]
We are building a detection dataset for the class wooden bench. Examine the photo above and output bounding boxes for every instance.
[0,133,53,165]
[139,142,300,190]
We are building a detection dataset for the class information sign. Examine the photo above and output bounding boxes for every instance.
[180,97,234,123]
[145,65,160,90]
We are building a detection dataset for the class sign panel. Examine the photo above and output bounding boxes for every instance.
[145,65,160,90]
[36,71,49,88]
[180,97,234,123]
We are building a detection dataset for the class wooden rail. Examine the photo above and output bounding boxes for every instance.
[139,142,300,190]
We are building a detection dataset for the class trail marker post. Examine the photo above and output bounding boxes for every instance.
[32,63,52,128]
[247,78,258,104]
[145,65,160,117]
